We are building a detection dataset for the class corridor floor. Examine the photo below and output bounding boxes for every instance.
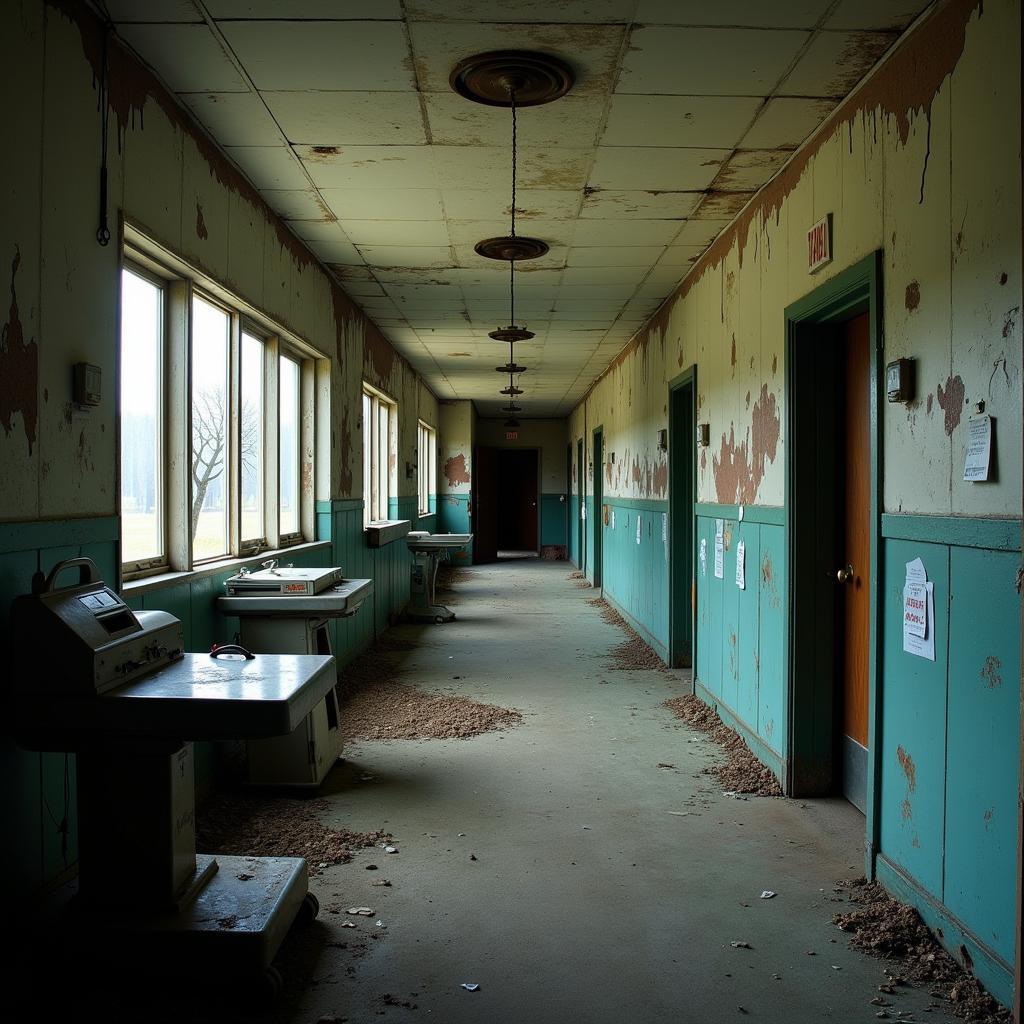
[284,558,952,1024]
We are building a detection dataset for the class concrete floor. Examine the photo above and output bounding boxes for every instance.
[276,558,955,1024]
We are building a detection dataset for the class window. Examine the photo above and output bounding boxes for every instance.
[118,236,324,579]
[363,385,396,526]
[279,355,300,539]
[119,268,164,572]
[417,420,435,516]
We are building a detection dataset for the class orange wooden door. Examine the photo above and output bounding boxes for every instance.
[841,313,870,748]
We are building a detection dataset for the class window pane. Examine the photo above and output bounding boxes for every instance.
[279,355,300,536]
[378,402,389,520]
[191,296,229,560]
[241,332,264,542]
[120,269,163,565]
[363,392,372,526]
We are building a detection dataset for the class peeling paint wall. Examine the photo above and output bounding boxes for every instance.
[0,0,440,902]
[567,0,1022,1003]
[437,400,475,558]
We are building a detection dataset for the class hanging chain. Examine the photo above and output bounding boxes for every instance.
[510,88,517,238]
[96,22,111,246]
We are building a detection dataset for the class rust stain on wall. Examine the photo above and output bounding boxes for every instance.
[897,745,917,791]
[904,280,920,310]
[980,655,1002,689]
[1002,305,1019,338]
[195,202,208,240]
[926,392,934,415]
[653,460,667,498]
[771,354,777,376]
[936,374,965,434]
[444,453,470,487]
[0,246,39,454]
[711,384,780,504]
[730,334,736,372]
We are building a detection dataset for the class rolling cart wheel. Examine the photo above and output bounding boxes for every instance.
[297,891,320,924]
[261,965,285,1000]
[434,615,446,624]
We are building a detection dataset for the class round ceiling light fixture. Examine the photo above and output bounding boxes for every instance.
[495,361,528,374]
[449,50,574,108]
[474,236,549,263]
[488,325,535,343]
[500,384,524,397]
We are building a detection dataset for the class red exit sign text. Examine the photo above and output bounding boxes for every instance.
[506,431,518,440]
[807,214,832,273]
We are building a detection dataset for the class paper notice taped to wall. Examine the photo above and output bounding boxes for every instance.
[662,513,667,543]
[736,539,745,590]
[902,557,935,661]
[699,537,707,576]
[610,509,615,529]
[636,515,642,545]
[581,504,586,520]
[714,520,724,579]
[963,415,992,481]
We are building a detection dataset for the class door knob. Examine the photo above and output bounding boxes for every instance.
[835,565,854,584]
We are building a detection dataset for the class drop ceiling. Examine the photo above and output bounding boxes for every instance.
[106,0,929,417]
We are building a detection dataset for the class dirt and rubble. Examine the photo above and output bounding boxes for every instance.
[337,630,523,742]
[436,564,480,592]
[832,878,1011,1022]
[661,693,782,796]
[587,596,668,671]
[196,793,389,875]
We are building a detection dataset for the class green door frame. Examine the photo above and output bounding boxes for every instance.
[577,437,585,571]
[783,250,883,878]
[668,366,697,669]
[592,426,603,588]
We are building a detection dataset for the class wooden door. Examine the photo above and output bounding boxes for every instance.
[592,430,603,587]
[473,446,498,564]
[497,449,538,551]
[839,312,870,808]
[577,439,584,569]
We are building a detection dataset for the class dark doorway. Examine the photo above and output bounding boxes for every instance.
[786,252,880,818]
[496,449,539,554]
[669,372,696,669]
[473,445,498,564]
[592,428,603,588]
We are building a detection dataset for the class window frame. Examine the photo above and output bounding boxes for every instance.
[362,383,397,527]
[119,230,324,582]
[417,419,436,517]
[119,260,169,578]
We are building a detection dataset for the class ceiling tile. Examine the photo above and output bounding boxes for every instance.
[407,0,634,23]
[572,219,681,246]
[779,30,898,97]
[409,21,625,96]
[580,190,702,220]
[602,95,763,148]
[179,91,281,146]
[561,266,649,286]
[223,145,307,189]
[424,94,602,147]
[739,96,839,149]
[261,91,427,145]
[672,219,731,245]
[319,188,445,221]
[344,220,451,246]
[108,1,202,23]
[220,21,414,90]
[261,189,334,220]
[328,263,376,281]
[208,1,403,15]
[289,220,356,243]
[826,1,927,31]
[714,149,791,191]
[118,24,248,91]
[588,147,728,191]
[433,146,592,191]
[619,27,810,95]
[634,0,832,27]
[358,245,455,269]
[442,189,580,221]
[659,243,708,266]
[567,246,665,267]
[304,237,363,263]
[297,146,436,188]
[692,192,754,219]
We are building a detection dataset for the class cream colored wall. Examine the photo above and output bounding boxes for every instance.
[570,0,1021,519]
[438,400,475,495]
[0,1,436,520]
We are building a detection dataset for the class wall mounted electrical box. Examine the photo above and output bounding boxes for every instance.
[657,429,667,451]
[886,358,915,403]
[697,423,710,447]
[73,363,102,407]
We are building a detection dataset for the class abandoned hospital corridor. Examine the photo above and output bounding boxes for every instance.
[2,0,1021,1020]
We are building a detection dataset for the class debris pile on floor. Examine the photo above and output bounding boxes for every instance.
[567,570,585,579]
[588,597,667,671]
[661,694,782,796]
[436,564,480,591]
[340,681,523,741]
[833,878,1011,1022]
[196,793,390,874]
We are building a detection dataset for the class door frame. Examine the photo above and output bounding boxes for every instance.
[566,441,573,561]
[577,437,585,571]
[668,366,697,670]
[592,426,603,588]
[784,250,883,877]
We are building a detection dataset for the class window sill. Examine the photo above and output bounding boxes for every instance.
[364,520,411,548]
[123,539,332,597]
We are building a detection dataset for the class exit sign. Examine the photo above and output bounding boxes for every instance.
[807,214,832,273]
[506,431,518,440]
